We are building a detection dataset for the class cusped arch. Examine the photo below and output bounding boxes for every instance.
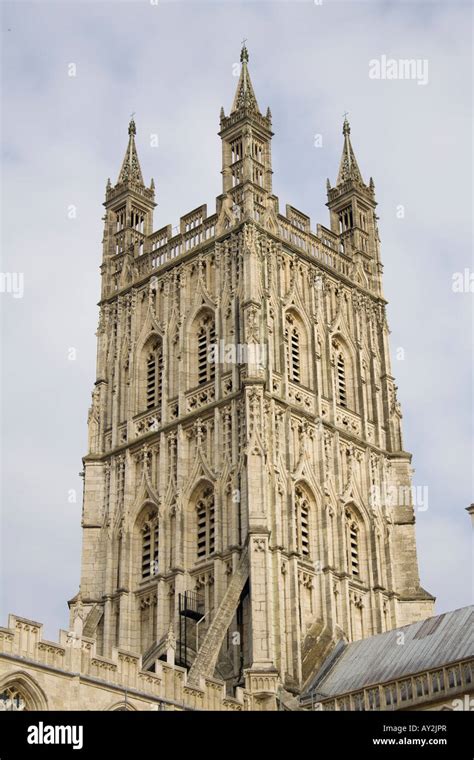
[332,331,356,357]
[294,479,318,503]
[344,498,371,527]
[138,331,162,358]
[188,477,214,503]
[285,304,311,334]
[129,477,160,529]
[182,443,217,498]
[185,285,216,330]
[135,500,161,537]
[134,302,164,359]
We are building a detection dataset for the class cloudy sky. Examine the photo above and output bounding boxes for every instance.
[1,0,472,640]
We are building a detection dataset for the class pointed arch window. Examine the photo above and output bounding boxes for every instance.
[362,360,373,420]
[116,206,126,232]
[231,139,242,164]
[336,353,347,407]
[338,206,354,233]
[142,512,159,580]
[332,337,354,410]
[0,685,28,711]
[145,341,163,410]
[286,313,302,385]
[196,486,215,559]
[197,314,216,386]
[290,327,301,383]
[295,486,311,558]
[345,509,361,579]
[349,522,359,577]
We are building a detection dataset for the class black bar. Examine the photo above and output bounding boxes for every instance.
[0,710,472,758]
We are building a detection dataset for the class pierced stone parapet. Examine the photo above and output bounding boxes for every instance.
[134,409,161,438]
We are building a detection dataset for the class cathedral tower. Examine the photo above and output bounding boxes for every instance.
[73,46,434,706]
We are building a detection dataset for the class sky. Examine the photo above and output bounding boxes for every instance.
[0,0,472,640]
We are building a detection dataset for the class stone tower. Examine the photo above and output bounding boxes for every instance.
[73,45,434,706]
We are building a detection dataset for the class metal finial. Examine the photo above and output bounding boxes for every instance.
[342,112,350,135]
[129,113,136,136]
[240,39,249,64]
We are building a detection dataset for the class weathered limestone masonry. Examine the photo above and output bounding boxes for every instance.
[0,46,435,711]
[0,615,244,710]
[72,43,435,703]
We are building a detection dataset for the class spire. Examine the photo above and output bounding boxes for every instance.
[231,42,260,114]
[336,117,364,185]
[219,42,273,201]
[117,117,144,186]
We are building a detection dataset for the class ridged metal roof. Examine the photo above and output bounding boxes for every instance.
[304,606,474,698]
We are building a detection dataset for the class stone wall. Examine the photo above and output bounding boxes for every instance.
[0,615,245,711]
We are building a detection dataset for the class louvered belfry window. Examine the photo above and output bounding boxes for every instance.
[142,514,159,580]
[295,486,311,558]
[286,314,301,384]
[349,522,359,577]
[290,328,301,383]
[197,314,216,385]
[146,342,163,410]
[345,510,360,579]
[196,487,215,559]
[336,353,347,407]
